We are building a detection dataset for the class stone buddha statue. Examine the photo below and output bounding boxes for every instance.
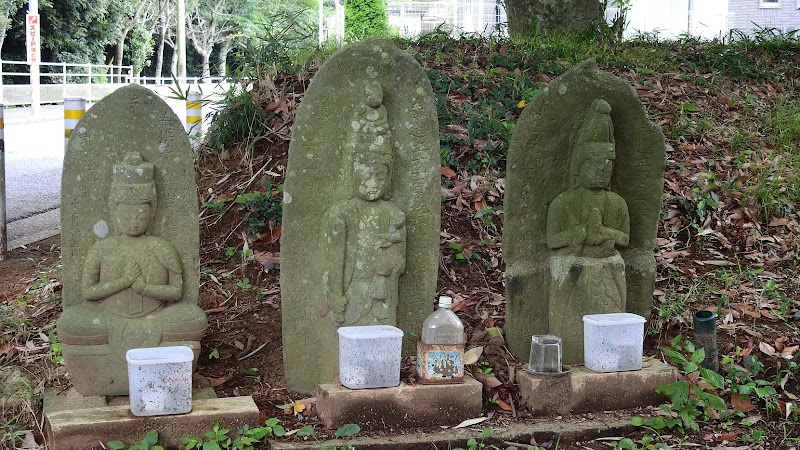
[546,99,631,364]
[57,152,207,396]
[323,81,407,327]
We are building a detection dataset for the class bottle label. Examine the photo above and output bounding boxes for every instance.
[416,341,464,384]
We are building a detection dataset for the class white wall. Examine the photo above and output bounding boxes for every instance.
[609,0,729,40]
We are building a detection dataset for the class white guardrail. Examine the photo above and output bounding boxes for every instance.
[0,60,225,106]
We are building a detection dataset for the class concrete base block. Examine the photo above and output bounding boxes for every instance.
[517,357,678,416]
[44,396,260,450]
[316,376,482,430]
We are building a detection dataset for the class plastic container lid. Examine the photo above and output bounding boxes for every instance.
[126,346,194,365]
[438,296,453,308]
[337,325,403,339]
[582,312,646,326]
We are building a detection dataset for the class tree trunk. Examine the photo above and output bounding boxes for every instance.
[154,20,167,82]
[216,39,231,77]
[201,52,210,79]
[115,27,132,83]
[170,43,178,79]
[504,0,601,38]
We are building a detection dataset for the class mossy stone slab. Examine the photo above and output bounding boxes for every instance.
[281,39,440,392]
[504,60,665,360]
[58,84,203,395]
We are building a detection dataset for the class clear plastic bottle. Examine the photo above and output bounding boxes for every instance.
[421,296,464,344]
[417,296,465,384]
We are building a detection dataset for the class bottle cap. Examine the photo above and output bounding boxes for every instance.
[438,296,452,308]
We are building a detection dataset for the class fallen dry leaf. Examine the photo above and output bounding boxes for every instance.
[731,393,756,412]
[208,377,228,387]
[453,416,489,428]
[717,432,737,442]
[440,166,456,178]
[781,345,799,359]
[759,341,777,357]
[463,346,484,365]
[496,399,513,411]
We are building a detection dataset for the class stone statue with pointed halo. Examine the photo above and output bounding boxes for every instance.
[57,84,207,396]
[503,60,666,365]
[281,39,440,392]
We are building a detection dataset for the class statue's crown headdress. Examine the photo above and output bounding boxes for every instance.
[110,152,156,203]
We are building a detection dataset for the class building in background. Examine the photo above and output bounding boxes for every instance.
[609,0,800,40]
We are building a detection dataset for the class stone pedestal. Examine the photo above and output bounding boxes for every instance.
[44,383,259,450]
[316,376,482,430]
[516,357,678,416]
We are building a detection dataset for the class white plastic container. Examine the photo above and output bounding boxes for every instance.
[126,346,193,416]
[583,313,646,373]
[338,325,403,389]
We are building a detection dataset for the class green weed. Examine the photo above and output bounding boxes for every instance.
[235,184,283,238]
[642,335,727,433]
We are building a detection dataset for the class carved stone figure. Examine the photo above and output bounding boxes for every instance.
[504,60,666,364]
[546,99,631,363]
[59,152,207,357]
[281,39,440,392]
[58,84,205,396]
[324,84,408,325]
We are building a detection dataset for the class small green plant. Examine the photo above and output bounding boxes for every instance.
[636,336,725,433]
[476,361,495,377]
[209,348,220,359]
[450,427,539,450]
[107,429,163,450]
[449,242,479,263]
[235,185,283,238]
[224,246,254,262]
[48,329,63,364]
[236,278,253,291]
[611,434,669,450]
[183,419,286,450]
[205,198,229,211]
[742,428,766,443]
[0,417,28,448]
[293,423,360,450]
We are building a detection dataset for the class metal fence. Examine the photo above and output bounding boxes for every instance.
[0,60,226,106]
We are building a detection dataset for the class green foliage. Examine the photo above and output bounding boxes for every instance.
[476,361,494,377]
[127,25,155,75]
[205,88,268,153]
[235,184,284,237]
[0,417,28,448]
[36,0,122,63]
[183,419,286,450]
[48,330,63,364]
[236,278,253,291]
[233,5,319,73]
[610,432,670,450]
[334,423,360,438]
[644,336,726,433]
[107,429,163,450]
[344,0,389,41]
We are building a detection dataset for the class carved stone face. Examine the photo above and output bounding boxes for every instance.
[579,156,614,190]
[115,203,152,237]
[354,162,389,201]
